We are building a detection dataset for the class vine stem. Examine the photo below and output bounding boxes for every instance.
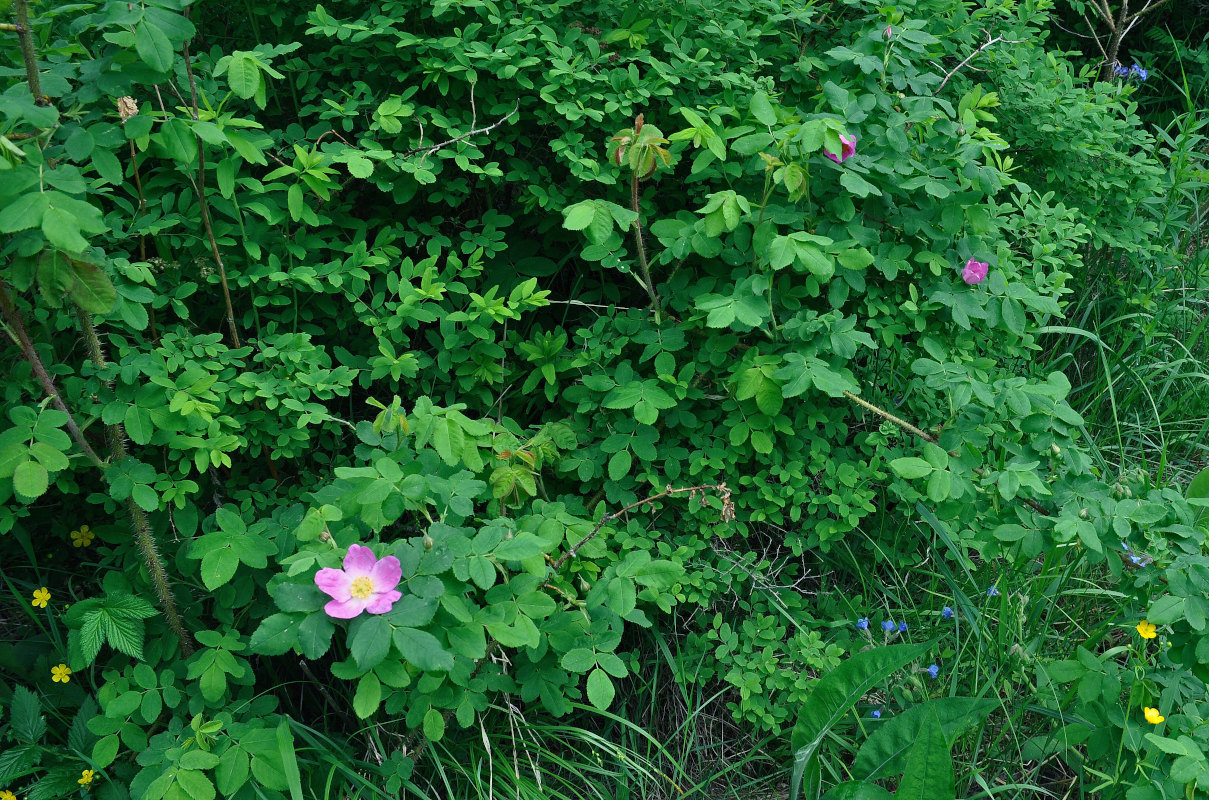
[75,304,195,656]
[630,173,662,323]
[180,33,242,349]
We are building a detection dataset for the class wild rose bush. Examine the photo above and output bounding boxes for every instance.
[1,0,1206,798]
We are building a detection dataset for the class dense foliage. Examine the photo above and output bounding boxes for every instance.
[2,0,1207,798]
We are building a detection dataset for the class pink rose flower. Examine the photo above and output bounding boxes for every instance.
[315,544,402,618]
[824,134,857,164]
[961,258,989,285]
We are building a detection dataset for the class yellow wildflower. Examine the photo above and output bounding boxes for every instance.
[1,790,16,800]
[1143,707,1164,725]
[31,587,50,608]
[78,769,95,786]
[51,664,72,683]
[70,525,95,547]
[1136,620,1157,639]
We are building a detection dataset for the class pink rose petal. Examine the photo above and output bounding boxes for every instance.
[342,543,377,577]
[324,597,370,619]
[315,567,353,601]
[369,555,402,591]
[365,590,403,615]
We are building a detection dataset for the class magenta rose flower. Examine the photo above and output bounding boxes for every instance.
[315,544,402,619]
[961,258,989,285]
[825,133,857,164]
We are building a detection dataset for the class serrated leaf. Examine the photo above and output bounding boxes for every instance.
[248,613,300,656]
[11,685,46,742]
[13,459,49,499]
[69,260,117,314]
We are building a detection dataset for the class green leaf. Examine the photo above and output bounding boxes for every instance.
[11,685,46,742]
[135,20,174,73]
[69,260,117,314]
[562,200,596,231]
[248,614,300,656]
[297,613,335,659]
[41,205,88,253]
[0,192,49,232]
[852,697,997,779]
[819,784,895,800]
[36,250,74,307]
[423,708,445,741]
[92,734,120,768]
[560,648,597,673]
[586,667,615,710]
[750,91,777,125]
[608,449,632,481]
[13,459,49,499]
[392,627,454,671]
[226,55,261,99]
[176,768,217,800]
[124,405,154,445]
[349,615,392,670]
[894,707,955,800]
[890,457,933,479]
[352,673,381,719]
[790,643,929,800]
[216,747,250,796]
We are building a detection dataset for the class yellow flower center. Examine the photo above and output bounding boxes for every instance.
[350,576,375,599]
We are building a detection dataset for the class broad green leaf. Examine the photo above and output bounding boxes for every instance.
[750,91,777,125]
[586,668,615,710]
[890,458,933,479]
[819,784,895,800]
[0,192,49,232]
[562,200,596,231]
[392,627,454,671]
[248,614,300,656]
[349,615,392,670]
[41,206,88,253]
[790,643,929,799]
[216,747,250,796]
[69,259,117,313]
[14,459,50,499]
[92,734,120,768]
[852,697,998,779]
[135,20,174,73]
[894,708,955,800]
[227,55,261,99]
[353,673,381,719]
[423,708,445,740]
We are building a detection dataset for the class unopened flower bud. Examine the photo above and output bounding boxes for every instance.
[1079,508,1089,519]
[423,534,434,549]
[319,530,332,542]
[1051,444,1061,456]
[579,578,590,593]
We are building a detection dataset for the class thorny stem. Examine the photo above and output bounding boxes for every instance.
[75,303,195,656]
[630,173,663,323]
[14,0,42,102]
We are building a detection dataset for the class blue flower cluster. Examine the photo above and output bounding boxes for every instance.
[1112,62,1148,81]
